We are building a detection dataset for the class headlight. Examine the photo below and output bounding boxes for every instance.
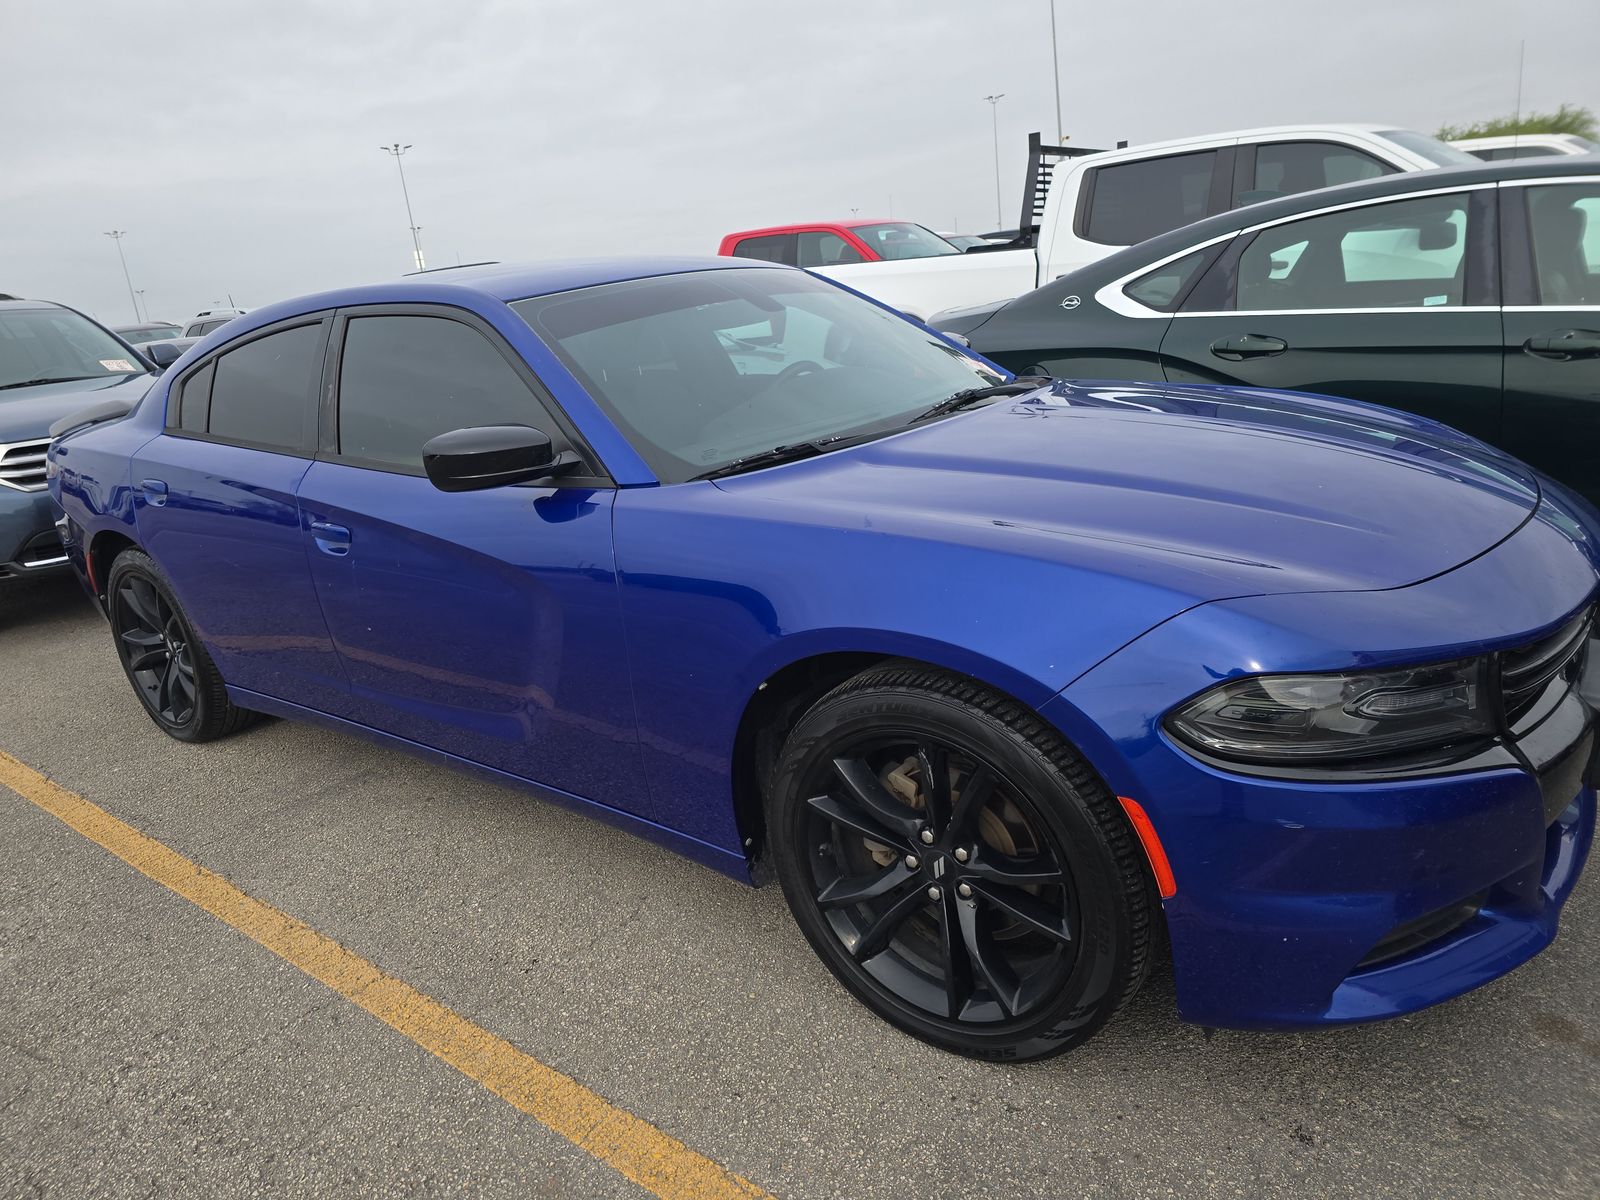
[1165,657,1495,767]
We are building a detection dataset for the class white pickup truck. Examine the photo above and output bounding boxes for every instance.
[814,124,1479,320]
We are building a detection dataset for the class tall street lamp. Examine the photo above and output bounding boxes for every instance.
[380,143,426,271]
[103,230,139,322]
[983,94,1006,230]
[1048,1,1064,144]
[135,289,147,323]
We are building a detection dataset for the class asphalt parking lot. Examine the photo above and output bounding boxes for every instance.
[1,572,1597,1199]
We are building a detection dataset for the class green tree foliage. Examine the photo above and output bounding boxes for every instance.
[1438,103,1597,141]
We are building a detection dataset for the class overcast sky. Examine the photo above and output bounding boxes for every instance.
[2,0,1594,326]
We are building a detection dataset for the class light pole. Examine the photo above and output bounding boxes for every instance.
[983,94,1006,229]
[1048,1,1064,144]
[103,230,139,322]
[380,143,426,271]
[135,289,147,323]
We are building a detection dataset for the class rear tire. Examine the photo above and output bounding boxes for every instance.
[769,663,1153,1061]
[105,549,257,742]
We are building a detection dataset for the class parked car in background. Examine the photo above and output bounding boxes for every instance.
[0,296,152,581]
[181,308,247,338]
[719,221,959,268]
[49,257,1598,1060]
[932,156,1600,503]
[816,125,1477,319]
[113,322,183,344]
[1452,133,1599,160]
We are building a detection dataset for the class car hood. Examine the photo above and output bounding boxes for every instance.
[0,375,153,443]
[711,380,1543,603]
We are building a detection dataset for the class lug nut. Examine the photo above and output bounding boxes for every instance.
[919,828,935,845]
[905,855,920,870]
[957,883,973,899]
[927,885,943,901]
[954,847,969,863]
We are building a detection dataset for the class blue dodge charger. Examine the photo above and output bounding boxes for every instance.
[48,257,1597,1060]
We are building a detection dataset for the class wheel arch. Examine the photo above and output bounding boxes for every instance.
[728,635,1070,883]
[86,528,141,604]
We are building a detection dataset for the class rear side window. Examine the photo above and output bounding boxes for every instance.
[1236,192,1470,312]
[731,234,795,265]
[796,231,864,268]
[1082,151,1220,246]
[176,360,215,431]
[205,323,323,451]
[336,315,556,471]
[1243,141,1392,204]
[1525,184,1600,306]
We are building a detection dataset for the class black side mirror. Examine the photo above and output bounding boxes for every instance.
[144,342,183,372]
[421,424,580,492]
[1417,219,1460,252]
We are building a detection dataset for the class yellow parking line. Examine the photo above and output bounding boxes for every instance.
[0,750,773,1200]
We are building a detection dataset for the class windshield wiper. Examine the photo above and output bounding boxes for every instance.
[0,375,106,392]
[911,376,1052,424]
[691,435,868,481]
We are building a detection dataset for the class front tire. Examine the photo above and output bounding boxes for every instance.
[769,664,1154,1061]
[106,549,256,742]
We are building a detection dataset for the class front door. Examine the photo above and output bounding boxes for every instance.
[295,305,646,810]
[1499,177,1600,505]
[1158,187,1505,444]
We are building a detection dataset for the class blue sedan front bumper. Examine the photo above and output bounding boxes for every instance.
[0,486,67,578]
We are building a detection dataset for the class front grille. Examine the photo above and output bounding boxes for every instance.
[1501,607,1592,725]
[0,439,49,492]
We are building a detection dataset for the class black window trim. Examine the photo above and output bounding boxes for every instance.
[320,302,613,489]
[163,312,332,458]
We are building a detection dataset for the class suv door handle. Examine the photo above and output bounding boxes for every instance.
[138,478,168,507]
[1523,329,1600,360]
[1210,334,1289,360]
[308,520,351,557]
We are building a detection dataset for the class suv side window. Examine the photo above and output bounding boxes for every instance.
[1525,184,1600,306]
[1243,141,1393,203]
[731,234,796,265]
[335,314,565,471]
[204,322,323,451]
[1236,193,1471,312]
[796,231,864,268]
[1081,150,1221,247]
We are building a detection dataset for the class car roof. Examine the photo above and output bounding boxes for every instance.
[0,298,63,311]
[208,256,793,335]
[723,220,897,239]
[1071,153,1600,284]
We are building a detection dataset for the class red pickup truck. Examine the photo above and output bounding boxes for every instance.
[718,220,961,268]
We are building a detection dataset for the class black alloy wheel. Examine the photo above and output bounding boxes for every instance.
[105,549,256,742]
[771,663,1154,1061]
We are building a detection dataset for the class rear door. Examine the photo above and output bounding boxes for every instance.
[1499,176,1600,504]
[294,304,646,808]
[130,316,346,710]
[1157,185,1505,442]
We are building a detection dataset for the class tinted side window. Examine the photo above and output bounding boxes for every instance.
[731,235,795,265]
[796,231,864,268]
[206,323,322,451]
[1123,247,1217,312]
[1245,142,1392,203]
[1236,193,1470,312]
[1082,151,1219,247]
[176,360,214,431]
[1526,184,1600,306]
[337,315,554,470]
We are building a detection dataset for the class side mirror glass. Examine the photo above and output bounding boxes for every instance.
[421,424,578,492]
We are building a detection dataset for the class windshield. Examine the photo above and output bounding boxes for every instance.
[848,223,961,260]
[1377,129,1481,167]
[513,268,1003,482]
[0,307,147,393]
[121,326,182,342]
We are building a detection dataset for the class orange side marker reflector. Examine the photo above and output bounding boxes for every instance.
[1118,796,1177,899]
